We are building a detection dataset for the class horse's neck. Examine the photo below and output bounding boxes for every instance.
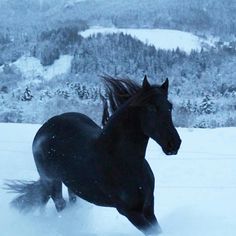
[99,107,149,159]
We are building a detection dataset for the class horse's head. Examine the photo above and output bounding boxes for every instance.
[137,76,181,155]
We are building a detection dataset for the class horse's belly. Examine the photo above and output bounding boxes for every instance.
[64,177,114,207]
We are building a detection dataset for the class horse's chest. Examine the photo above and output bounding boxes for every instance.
[101,160,148,191]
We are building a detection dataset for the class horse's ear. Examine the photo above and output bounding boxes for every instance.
[142,75,151,90]
[161,78,169,93]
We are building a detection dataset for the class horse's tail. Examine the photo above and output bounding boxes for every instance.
[4,179,49,212]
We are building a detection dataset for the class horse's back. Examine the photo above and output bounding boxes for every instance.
[34,112,100,142]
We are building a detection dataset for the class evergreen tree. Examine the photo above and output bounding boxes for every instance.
[199,95,216,115]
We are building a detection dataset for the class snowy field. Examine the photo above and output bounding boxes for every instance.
[81,27,215,53]
[0,123,236,236]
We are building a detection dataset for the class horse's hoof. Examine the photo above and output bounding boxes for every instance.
[55,199,66,212]
[145,224,162,235]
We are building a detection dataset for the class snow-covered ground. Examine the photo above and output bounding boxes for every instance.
[0,123,236,236]
[12,55,73,81]
[81,27,215,53]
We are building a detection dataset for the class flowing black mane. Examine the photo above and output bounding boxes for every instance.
[101,76,160,127]
[103,76,141,111]
[101,76,141,126]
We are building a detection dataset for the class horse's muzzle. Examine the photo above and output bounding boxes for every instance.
[166,150,178,155]
[164,138,181,155]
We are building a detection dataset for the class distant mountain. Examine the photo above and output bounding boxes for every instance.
[0,0,64,13]
[0,0,235,38]
[0,0,85,33]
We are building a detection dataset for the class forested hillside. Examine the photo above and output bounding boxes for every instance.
[0,0,235,127]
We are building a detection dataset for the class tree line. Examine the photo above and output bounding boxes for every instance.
[1,29,236,127]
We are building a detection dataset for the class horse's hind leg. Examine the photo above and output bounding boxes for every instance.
[34,153,66,212]
[49,180,66,212]
[68,188,77,204]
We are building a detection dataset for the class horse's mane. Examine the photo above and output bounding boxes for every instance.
[101,76,165,127]
[103,76,141,112]
[101,76,142,127]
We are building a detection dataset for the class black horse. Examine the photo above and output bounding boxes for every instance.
[6,76,181,235]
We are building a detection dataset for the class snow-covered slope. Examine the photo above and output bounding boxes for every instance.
[3,28,215,81]
[12,55,73,81]
[81,27,215,53]
[0,123,236,236]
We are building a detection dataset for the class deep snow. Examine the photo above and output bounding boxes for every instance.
[80,27,215,53]
[0,123,236,236]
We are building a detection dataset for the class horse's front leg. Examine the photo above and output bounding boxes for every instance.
[143,195,162,234]
[117,207,161,235]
